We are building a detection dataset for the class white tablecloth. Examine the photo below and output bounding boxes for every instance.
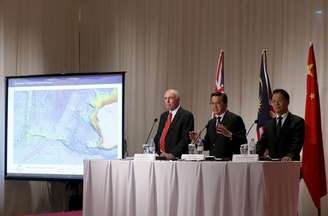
[83,160,300,216]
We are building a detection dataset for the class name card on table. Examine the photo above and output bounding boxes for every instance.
[134,153,156,161]
[181,154,205,161]
[232,154,259,162]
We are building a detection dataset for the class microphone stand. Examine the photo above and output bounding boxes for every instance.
[193,124,208,144]
[246,120,258,137]
[145,118,158,144]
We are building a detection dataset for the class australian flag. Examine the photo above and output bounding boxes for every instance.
[215,50,224,93]
[256,50,273,139]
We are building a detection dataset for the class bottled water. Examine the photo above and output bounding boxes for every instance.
[240,144,248,155]
[143,144,150,154]
[148,138,155,154]
[196,140,203,154]
[143,138,155,154]
[188,143,196,154]
[248,138,256,154]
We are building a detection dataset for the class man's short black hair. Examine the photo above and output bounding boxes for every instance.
[210,92,228,104]
[273,89,290,102]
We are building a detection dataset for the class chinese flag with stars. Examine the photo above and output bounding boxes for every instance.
[301,43,327,214]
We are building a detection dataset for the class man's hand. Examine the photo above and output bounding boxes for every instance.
[160,152,175,160]
[216,124,232,138]
[263,149,269,157]
[281,156,292,161]
[189,131,198,143]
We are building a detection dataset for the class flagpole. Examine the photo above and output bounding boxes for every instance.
[214,49,224,93]
[256,49,273,139]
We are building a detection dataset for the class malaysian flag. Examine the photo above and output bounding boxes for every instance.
[215,50,224,92]
[256,49,273,139]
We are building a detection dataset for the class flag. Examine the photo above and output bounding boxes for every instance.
[256,49,273,139]
[301,43,327,213]
[215,50,224,92]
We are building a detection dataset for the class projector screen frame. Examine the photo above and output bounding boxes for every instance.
[4,72,125,181]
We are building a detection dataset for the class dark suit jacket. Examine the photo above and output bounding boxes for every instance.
[256,112,304,160]
[154,107,194,157]
[203,111,247,159]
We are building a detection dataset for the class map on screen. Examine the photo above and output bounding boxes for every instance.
[6,73,124,179]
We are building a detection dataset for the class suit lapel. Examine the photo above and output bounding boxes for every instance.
[208,117,216,130]
[220,111,230,126]
[272,117,277,134]
[279,113,291,138]
[159,111,169,131]
[210,117,219,142]
[168,107,182,131]
[269,118,278,138]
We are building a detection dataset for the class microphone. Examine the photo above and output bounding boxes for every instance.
[246,120,258,137]
[145,118,158,144]
[193,124,209,144]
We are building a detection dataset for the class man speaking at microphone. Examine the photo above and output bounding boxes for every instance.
[154,89,194,159]
[190,92,247,159]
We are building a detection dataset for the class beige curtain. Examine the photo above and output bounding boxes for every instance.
[0,0,5,214]
[0,0,328,215]
[1,0,78,215]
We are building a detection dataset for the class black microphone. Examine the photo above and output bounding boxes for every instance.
[193,124,209,144]
[145,118,158,144]
[246,120,258,137]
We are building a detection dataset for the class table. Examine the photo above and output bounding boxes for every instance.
[83,160,300,216]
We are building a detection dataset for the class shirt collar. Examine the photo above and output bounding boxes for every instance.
[275,111,289,119]
[275,111,289,126]
[215,111,227,120]
[170,105,180,119]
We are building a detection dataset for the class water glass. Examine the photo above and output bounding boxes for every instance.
[143,144,150,154]
[240,144,248,155]
[188,143,196,154]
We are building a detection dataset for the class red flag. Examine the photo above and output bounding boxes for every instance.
[215,50,224,93]
[301,43,327,213]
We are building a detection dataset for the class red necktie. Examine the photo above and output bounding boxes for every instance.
[160,112,172,153]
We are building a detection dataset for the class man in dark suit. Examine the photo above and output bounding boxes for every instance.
[154,89,194,159]
[190,92,247,159]
[256,89,304,161]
